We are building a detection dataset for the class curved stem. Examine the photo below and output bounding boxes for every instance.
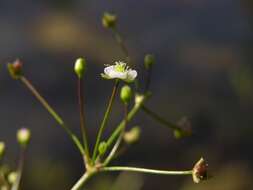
[20,76,85,155]
[92,80,120,161]
[101,166,192,176]
[141,105,181,131]
[103,104,128,166]
[77,78,90,160]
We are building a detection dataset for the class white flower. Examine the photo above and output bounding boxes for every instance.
[101,61,137,82]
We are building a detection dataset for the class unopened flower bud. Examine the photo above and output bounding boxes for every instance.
[7,59,23,79]
[192,157,208,183]
[17,128,31,147]
[123,127,141,144]
[74,58,86,78]
[98,141,107,156]
[144,54,155,69]
[102,12,117,29]
[8,171,17,184]
[0,141,5,158]
[120,85,133,104]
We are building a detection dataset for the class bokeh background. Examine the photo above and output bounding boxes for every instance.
[1,0,253,189]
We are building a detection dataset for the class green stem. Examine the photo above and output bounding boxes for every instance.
[106,93,149,150]
[70,172,95,190]
[20,77,85,155]
[141,105,181,131]
[77,78,90,160]
[103,104,128,166]
[92,80,120,161]
[11,148,25,190]
[101,166,193,176]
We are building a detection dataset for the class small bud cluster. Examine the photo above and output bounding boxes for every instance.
[7,59,23,79]
[102,12,117,29]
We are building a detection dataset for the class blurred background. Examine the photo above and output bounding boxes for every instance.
[0,0,253,189]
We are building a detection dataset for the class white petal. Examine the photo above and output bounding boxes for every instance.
[104,66,114,76]
[109,70,128,79]
[126,70,137,81]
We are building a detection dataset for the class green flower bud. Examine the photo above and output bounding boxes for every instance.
[98,141,107,156]
[17,128,31,147]
[120,85,132,104]
[7,59,23,79]
[123,127,141,144]
[8,171,17,185]
[102,12,117,29]
[0,141,5,158]
[144,54,155,69]
[74,58,86,78]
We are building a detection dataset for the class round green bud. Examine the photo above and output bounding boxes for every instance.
[123,127,141,144]
[0,141,6,158]
[144,54,155,69]
[74,58,86,78]
[173,129,183,139]
[7,59,23,80]
[17,128,31,147]
[98,141,107,156]
[102,12,117,28]
[120,85,133,104]
[8,171,18,184]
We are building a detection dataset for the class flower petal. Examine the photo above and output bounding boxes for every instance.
[126,70,137,82]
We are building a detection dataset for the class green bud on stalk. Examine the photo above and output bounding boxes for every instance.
[17,128,31,147]
[98,141,107,156]
[144,54,155,69]
[120,85,132,104]
[8,171,18,185]
[74,58,87,78]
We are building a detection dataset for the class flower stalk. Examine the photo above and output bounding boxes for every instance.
[92,80,120,161]
[141,105,182,132]
[77,77,91,160]
[20,76,85,155]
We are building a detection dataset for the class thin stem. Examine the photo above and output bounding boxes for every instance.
[11,148,25,190]
[77,78,90,160]
[106,93,149,150]
[112,28,131,65]
[70,172,95,190]
[102,166,193,176]
[103,104,128,166]
[141,105,181,131]
[20,76,85,155]
[92,80,120,161]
